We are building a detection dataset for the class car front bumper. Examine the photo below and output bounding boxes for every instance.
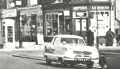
[63,57,101,68]
[63,57,93,64]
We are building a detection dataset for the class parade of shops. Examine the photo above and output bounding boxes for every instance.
[43,0,115,46]
[0,0,117,49]
[1,5,43,48]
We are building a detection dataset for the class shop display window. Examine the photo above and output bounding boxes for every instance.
[20,14,38,41]
[7,26,13,42]
[45,13,58,37]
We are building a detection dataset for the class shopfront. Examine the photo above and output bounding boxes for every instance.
[1,9,17,49]
[43,3,90,42]
[89,5,113,46]
[19,5,43,47]
[43,4,72,42]
[43,0,114,47]
[72,6,89,38]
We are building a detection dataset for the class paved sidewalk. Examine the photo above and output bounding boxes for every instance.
[0,44,45,51]
[99,46,120,55]
[99,46,120,51]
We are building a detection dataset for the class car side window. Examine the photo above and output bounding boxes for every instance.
[61,38,68,45]
[53,37,61,45]
[78,39,86,46]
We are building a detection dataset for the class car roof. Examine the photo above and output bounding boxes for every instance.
[54,35,84,39]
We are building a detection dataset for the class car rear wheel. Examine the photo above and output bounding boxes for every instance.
[45,56,52,65]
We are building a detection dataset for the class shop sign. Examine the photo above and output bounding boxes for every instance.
[16,0,22,6]
[91,6,110,10]
[73,6,87,10]
[73,11,88,18]
[2,9,17,18]
[71,0,88,4]
[64,10,70,16]
[30,0,38,6]
[92,0,110,2]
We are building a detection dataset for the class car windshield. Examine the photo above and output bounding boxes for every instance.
[61,38,85,46]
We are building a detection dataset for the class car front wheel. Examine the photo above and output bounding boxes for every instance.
[99,55,108,69]
[100,64,108,69]
[87,61,94,68]
[45,56,52,65]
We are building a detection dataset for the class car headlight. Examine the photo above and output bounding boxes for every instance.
[91,53,99,64]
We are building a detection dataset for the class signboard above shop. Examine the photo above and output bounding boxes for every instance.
[91,6,110,10]
[70,0,89,4]
[73,6,87,10]
[1,9,17,18]
[90,0,111,5]
[92,0,110,2]
[70,0,111,5]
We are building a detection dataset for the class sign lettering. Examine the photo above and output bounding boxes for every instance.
[91,6,110,10]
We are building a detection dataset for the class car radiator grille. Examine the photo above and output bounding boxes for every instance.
[73,51,92,55]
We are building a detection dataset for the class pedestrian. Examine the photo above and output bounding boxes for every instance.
[87,29,94,46]
[105,28,115,46]
[116,29,120,46]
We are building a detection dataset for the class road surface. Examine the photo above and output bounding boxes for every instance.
[0,51,120,69]
[0,52,83,69]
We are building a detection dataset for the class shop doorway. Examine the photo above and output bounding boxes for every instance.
[2,19,15,49]
[74,18,88,38]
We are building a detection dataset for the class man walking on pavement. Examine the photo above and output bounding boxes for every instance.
[105,28,115,46]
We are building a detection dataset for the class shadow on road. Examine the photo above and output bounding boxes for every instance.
[36,62,94,69]
[36,62,73,68]
[12,55,44,61]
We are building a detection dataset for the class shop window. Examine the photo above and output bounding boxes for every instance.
[65,19,71,32]
[7,26,13,42]
[30,14,37,41]
[13,0,27,7]
[21,14,37,42]
[89,12,94,18]
[21,15,27,25]
[45,13,58,36]
[59,15,64,33]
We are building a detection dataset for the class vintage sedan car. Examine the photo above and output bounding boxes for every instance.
[44,35,107,68]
